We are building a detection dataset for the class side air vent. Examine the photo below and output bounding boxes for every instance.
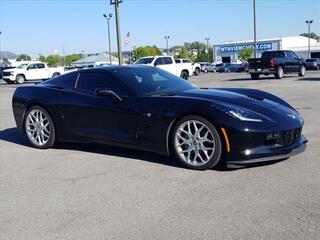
[247,95,264,102]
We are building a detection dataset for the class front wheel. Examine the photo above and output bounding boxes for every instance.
[298,65,306,77]
[24,106,56,149]
[15,75,25,84]
[180,71,189,80]
[52,72,60,78]
[172,116,222,170]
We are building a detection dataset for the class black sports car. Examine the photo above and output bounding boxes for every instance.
[12,65,307,170]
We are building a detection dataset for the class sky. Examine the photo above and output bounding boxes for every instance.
[0,0,319,58]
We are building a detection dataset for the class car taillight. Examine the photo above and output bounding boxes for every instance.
[270,58,275,68]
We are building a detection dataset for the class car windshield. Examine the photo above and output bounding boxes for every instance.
[134,57,154,65]
[16,64,28,69]
[112,67,196,96]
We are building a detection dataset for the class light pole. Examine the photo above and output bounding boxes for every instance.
[103,13,113,65]
[305,20,313,58]
[110,0,122,65]
[253,0,257,58]
[205,37,210,62]
[0,31,2,64]
[165,36,170,55]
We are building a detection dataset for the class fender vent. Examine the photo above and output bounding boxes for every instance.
[247,95,264,102]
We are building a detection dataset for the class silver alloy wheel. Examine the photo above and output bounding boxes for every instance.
[174,120,215,167]
[301,65,306,75]
[25,109,50,146]
[278,67,284,78]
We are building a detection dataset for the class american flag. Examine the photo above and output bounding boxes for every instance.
[124,32,130,46]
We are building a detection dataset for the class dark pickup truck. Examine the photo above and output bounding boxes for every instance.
[248,50,306,79]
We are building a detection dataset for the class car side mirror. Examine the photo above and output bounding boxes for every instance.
[154,62,158,67]
[26,67,30,70]
[95,88,122,102]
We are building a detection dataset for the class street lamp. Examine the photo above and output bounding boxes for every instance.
[165,36,170,55]
[205,37,210,62]
[0,31,2,64]
[110,0,123,65]
[305,20,313,58]
[103,13,113,65]
[253,0,257,58]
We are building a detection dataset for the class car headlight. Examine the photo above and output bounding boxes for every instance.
[212,104,263,122]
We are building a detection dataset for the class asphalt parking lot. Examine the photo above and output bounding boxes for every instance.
[1,72,320,240]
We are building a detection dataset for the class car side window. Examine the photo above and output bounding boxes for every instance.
[175,59,180,63]
[76,72,130,96]
[154,57,165,65]
[37,64,45,69]
[183,59,191,63]
[28,64,37,70]
[164,57,173,64]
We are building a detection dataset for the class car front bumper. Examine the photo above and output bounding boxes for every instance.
[226,135,308,166]
[2,75,15,83]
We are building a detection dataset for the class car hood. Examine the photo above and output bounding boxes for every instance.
[176,88,302,124]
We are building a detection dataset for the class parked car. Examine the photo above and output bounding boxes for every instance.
[0,66,15,79]
[134,56,191,80]
[175,59,201,76]
[198,62,215,73]
[217,63,248,73]
[12,65,307,170]
[248,50,306,80]
[305,58,320,70]
[2,62,64,84]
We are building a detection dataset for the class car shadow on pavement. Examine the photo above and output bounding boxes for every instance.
[226,75,293,81]
[0,127,283,171]
[297,77,320,81]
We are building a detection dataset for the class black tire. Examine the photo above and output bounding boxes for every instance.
[15,74,26,84]
[194,68,200,76]
[250,73,260,80]
[180,71,189,80]
[298,65,306,77]
[275,66,284,79]
[171,115,222,170]
[24,105,56,149]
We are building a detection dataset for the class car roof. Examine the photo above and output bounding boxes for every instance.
[78,64,155,73]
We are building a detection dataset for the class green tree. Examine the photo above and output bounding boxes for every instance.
[44,55,61,67]
[65,54,82,66]
[132,45,161,61]
[39,55,46,63]
[238,47,253,62]
[1,58,10,65]
[300,32,320,39]
[16,54,31,61]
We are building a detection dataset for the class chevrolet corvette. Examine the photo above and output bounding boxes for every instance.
[12,65,307,170]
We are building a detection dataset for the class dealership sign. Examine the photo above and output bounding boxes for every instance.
[220,42,273,53]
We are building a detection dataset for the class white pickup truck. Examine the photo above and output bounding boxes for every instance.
[133,56,192,80]
[2,62,64,84]
[175,58,201,76]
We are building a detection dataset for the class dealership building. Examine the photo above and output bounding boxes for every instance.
[213,36,320,63]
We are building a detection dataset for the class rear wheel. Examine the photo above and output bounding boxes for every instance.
[15,74,25,84]
[172,116,222,170]
[251,73,260,80]
[180,71,189,80]
[24,106,56,149]
[194,68,200,76]
[275,66,284,79]
[298,65,306,77]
